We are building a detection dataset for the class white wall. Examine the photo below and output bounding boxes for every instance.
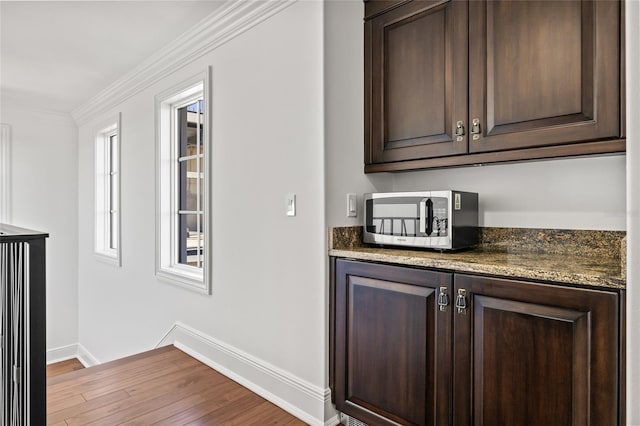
[324,0,393,228]
[393,156,626,230]
[77,1,328,421]
[323,1,626,232]
[0,103,79,354]
[626,0,639,422]
[0,124,10,223]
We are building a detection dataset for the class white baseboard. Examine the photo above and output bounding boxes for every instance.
[157,321,337,426]
[77,343,100,367]
[325,413,341,426]
[47,343,100,367]
[46,344,79,364]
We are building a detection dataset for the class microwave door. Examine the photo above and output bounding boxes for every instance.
[429,192,452,249]
[421,197,437,248]
[425,198,434,236]
[419,199,426,236]
[419,195,432,237]
[424,194,450,248]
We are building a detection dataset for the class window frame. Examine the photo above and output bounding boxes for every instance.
[94,113,122,266]
[155,68,212,294]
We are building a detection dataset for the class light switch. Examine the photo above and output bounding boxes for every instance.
[347,193,357,217]
[286,193,296,217]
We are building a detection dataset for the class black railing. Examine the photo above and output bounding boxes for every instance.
[1,224,48,425]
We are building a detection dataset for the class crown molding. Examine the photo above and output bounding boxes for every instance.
[71,0,297,126]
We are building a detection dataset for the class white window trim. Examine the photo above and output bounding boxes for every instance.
[155,68,212,294]
[0,124,11,224]
[94,113,122,266]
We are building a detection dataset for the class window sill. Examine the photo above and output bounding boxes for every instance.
[156,267,209,294]
[94,251,121,267]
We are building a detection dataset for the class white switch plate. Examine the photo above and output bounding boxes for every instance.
[347,193,357,217]
[286,193,296,216]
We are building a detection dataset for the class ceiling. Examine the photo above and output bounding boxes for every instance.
[0,1,226,114]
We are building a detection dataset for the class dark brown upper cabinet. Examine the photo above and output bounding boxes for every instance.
[365,0,468,164]
[468,0,620,153]
[364,0,625,173]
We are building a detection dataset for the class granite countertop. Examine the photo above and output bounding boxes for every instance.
[329,227,626,290]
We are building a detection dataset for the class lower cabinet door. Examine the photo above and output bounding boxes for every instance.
[334,260,453,426]
[454,274,619,426]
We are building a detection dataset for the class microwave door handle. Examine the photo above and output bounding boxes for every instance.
[420,200,426,235]
[426,198,434,236]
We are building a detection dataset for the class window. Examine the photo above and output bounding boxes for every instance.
[95,114,121,265]
[177,100,205,268]
[156,69,211,293]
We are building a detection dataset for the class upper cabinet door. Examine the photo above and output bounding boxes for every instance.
[468,0,620,153]
[366,0,468,164]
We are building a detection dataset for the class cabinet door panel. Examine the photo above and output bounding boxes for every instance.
[474,296,588,425]
[386,10,446,143]
[348,276,432,424]
[335,260,452,426]
[454,274,619,426]
[366,0,468,164]
[469,0,620,153]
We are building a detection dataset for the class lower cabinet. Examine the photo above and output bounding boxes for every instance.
[453,273,619,425]
[331,259,621,426]
[333,259,453,425]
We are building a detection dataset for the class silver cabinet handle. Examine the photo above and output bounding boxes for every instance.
[471,118,481,140]
[438,287,449,312]
[456,289,467,314]
[455,121,465,142]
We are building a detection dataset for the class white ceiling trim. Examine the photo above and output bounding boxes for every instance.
[71,0,297,125]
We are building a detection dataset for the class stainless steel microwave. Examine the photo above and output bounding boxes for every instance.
[364,191,479,250]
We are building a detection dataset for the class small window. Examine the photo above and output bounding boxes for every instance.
[156,69,211,293]
[95,114,121,265]
[177,99,205,268]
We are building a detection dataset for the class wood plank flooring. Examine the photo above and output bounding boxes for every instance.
[46,345,307,425]
[48,358,86,378]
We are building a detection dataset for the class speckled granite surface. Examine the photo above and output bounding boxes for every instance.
[329,226,625,289]
[480,228,625,258]
[622,236,627,280]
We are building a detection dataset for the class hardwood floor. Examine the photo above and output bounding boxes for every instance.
[46,345,307,425]
[48,358,85,378]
